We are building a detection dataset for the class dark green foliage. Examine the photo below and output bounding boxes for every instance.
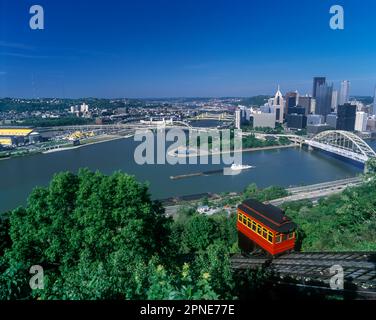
[254,125,284,134]
[146,262,219,300]
[17,117,93,127]
[365,158,376,176]
[0,98,145,112]
[0,170,238,300]
[192,242,235,299]
[282,177,376,251]
[0,169,172,299]
[233,267,274,300]
[237,96,271,107]
[242,183,288,202]
[278,136,291,145]
[242,134,290,149]
[0,214,11,256]
[181,215,219,252]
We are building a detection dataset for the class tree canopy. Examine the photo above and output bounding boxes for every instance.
[0,169,172,299]
[0,169,236,300]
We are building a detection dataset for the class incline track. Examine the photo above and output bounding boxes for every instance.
[231,252,376,297]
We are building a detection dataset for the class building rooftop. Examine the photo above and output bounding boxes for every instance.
[0,127,34,137]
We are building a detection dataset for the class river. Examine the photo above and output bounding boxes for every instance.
[0,136,375,214]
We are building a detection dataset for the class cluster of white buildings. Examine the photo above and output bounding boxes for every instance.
[352,85,376,133]
[70,103,90,117]
[140,117,174,126]
[235,86,286,130]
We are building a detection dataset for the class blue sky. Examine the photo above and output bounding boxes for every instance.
[0,0,376,98]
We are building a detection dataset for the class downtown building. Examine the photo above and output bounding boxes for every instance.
[285,91,299,115]
[315,81,333,118]
[338,80,350,106]
[337,103,356,132]
[331,90,338,112]
[326,113,338,129]
[373,86,376,116]
[307,114,324,126]
[271,86,285,124]
[286,114,307,130]
[252,112,276,129]
[299,95,314,115]
[235,109,242,129]
[286,105,307,130]
[367,117,376,132]
[260,86,285,124]
[355,111,368,132]
[312,77,326,98]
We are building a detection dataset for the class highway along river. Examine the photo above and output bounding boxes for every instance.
[0,136,374,214]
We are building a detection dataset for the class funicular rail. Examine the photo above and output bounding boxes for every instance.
[231,252,376,297]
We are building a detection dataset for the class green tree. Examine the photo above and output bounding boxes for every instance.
[146,262,219,300]
[0,214,10,256]
[181,215,218,253]
[242,183,288,201]
[172,263,218,300]
[365,158,376,178]
[1,169,172,299]
[193,242,235,299]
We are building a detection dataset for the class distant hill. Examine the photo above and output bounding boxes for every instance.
[237,95,271,107]
[352,96,373,105]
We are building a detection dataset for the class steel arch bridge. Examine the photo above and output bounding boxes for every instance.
[305,130,376,164]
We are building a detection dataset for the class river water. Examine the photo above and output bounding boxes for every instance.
[0,136,374,214]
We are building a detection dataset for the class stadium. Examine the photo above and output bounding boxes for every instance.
[0,127,35,147]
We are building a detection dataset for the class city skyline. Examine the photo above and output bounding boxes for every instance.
[0,0,376,98]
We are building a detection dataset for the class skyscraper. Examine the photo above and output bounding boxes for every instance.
[312,77,326,98]
[272,85,285,123]
[373,86,376,116]
[331,90,338,112]
[338,80,350,105]
[315,82,333,117]
[337,103,356,131]
[355,111,368,132]
[326,113,338,129]
[299,96,313,115]
[235,109,241,129]
[285,91,298,115]
[286,114,307,130]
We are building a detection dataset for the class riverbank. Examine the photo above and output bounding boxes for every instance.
[162,176,363,217]
[167,143,298,158]
[42,134,128,154]
[0,134,131,160]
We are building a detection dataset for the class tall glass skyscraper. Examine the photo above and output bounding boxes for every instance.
[315,82,333,117]
[312,77,326,98]
[339,80,350,105]
[373,85,376,116]
[285,91,298,115]
[337,103,356,131]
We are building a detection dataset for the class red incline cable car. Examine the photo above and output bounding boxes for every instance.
[237,199,297,257]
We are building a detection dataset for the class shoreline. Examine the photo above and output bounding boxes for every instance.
[167,143,298,158]
[161,175,362,213]
[0,134,133,160]
[42,135,129,154]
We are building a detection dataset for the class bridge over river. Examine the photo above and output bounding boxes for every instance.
[254,130,376,168]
